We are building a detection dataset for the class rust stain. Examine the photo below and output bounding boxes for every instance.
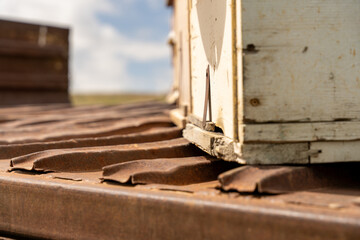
[102,156,236,186]
[0,102,359,239]
[350,48,356,56]
[219,164,360,194]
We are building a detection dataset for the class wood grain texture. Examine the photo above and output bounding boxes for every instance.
[0,74,68,90]
[174,0,192,110]
[183,123,235,160]
[242,121,360,143]
[310,141,360,163]
[238,143,309,164]
[241,0,360,123]
[184,124,309,164]
[190,0,236,139]
[0,57,67,74]
[0,19,69,47]
[0,19,69,104]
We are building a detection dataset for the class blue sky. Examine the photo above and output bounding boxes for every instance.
[99,0,171,42]
[0,0,173,93]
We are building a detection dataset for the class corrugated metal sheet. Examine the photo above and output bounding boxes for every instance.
[0,102,359,239]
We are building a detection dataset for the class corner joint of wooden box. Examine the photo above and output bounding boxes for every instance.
[183,124,311,164]
[183,123,240,162]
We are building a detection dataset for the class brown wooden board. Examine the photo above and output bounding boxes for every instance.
[0,19,69,105]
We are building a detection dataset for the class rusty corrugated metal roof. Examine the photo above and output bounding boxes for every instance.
[0,102,359,239]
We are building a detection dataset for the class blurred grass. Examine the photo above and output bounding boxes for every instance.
[71,94,166,106]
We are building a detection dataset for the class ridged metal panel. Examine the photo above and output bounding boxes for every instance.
[0,102,359,239]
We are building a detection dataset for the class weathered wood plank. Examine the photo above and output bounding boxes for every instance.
[187,114,216,132]
[190,0,236,139]
[0,19,69,104]
[0,39,68,58]
[238,143,309,165]
[241,0,360,123]
[0,90,69,106]
[310,141,360,163]
[0,74,68,90]
[183,123,234,160]
[0,19,69,47]
[174,0,192,110]
[243,121,360,143]
[184,124,309,164]
[0,57,67,74]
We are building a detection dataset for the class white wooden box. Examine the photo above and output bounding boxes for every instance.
[172,0,360,164]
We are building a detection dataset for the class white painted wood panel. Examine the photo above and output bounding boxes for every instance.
[243,121,360,143]
[174,0,191,110]
[241,0,360,123]
[310,141,360,163]
[239,143,309,164]
[236,0,244,126]
[190,0,236,139]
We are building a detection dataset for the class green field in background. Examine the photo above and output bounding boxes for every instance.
[71,94,166,106]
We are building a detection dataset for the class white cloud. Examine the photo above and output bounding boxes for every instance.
[0,0,172,93]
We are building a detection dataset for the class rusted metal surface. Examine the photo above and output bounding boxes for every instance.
[0,111,173,144]
[10,138,202,172]
[0,19,69,105]
[102,156,237,185]
[0,102,359,239]
[268,189,360,209]
[0,173,360,240]
[0,127,181,159]
[219,164,360,194]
